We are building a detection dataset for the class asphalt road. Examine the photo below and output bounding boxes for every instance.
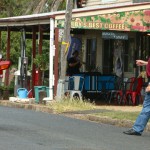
[0,106,150,150]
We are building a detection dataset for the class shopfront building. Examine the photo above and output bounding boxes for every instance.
[56,3,150,79]
[0,2,149,99]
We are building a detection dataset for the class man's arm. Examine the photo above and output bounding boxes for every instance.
[69,61,80,67]
[146,84,150,92]
[68,57,80,67]
[137,59,150,92]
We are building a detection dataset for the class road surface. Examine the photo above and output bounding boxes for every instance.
[0,106,149,150]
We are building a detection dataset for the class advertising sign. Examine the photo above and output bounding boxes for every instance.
[102,32,128,40]
[56,9,150,32]
[133,0,150,2]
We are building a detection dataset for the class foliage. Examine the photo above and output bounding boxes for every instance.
[0,0,65,68]
[58,0,66,11]
[33,48,49,85]
[0,0,66,18]
[0,0,33,17]
[0,0,66,86]
[0,32,20,68]
[0,79,14,91]
[1,31,31,69]
[0,80,14,99]
[34,53,49,71]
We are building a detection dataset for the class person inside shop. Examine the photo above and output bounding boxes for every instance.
[76,0,83,8]
[66,50,82,76]
[123,58,150,136]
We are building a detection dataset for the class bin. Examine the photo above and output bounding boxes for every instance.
[34,86,47,103]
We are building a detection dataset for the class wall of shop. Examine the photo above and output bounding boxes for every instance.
[80,29,139,78]
[81,29,102,72]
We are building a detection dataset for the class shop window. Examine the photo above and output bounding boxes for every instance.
[124,39,135,72]
[76,0,83,8]
[141,35,150,60]
[86,38,97,71]
[103,40,114,74]
[103,39,135,76]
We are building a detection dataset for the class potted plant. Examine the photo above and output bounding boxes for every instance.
[0,86,10,100]
[33,54,49,85]
[0,83,14,100]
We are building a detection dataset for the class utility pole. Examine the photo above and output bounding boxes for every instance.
[60,0,73,80]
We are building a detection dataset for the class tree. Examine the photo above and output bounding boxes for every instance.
[0,0,34,17]
[51,0,65,12]
[0,0,67,88]
[60,0,73,80]
[0,0,66,17]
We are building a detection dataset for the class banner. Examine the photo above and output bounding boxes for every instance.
[57,9,150,32]
[67,37,82,60]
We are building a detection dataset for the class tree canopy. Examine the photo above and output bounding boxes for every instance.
[0,0,66,68]
[0,0,66,17]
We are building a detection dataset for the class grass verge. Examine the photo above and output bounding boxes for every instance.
[47,98,96,113]
[93,111,140,121]
[47,98,142,122]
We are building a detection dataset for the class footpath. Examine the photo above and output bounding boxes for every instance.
[0,100,150,132]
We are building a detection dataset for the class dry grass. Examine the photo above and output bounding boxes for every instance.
[47,97,96,113]
[46,96,144,122]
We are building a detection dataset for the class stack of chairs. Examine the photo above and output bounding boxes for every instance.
[126,77,143,105]
[113,77,143,106]
[107,76,123,104]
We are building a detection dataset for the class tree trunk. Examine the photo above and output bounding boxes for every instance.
[51,0,64,12]
[60,0,73,80]
[24,0,41,15]
[33,0,48,14]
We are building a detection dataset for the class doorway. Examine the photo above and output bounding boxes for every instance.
[103,38,135,78]
[103,39,125,77]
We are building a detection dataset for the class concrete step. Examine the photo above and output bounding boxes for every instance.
[9,97,35,104]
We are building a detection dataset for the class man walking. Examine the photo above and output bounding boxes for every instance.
[123,59,150,136]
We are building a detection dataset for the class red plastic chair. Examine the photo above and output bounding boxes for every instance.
[125,77,143,105]
[107,76,122,104]
[115,77,136,105]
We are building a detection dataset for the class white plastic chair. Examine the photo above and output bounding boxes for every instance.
[66,76,84,99]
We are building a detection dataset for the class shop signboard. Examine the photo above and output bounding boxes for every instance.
[133,0,150,2]
[56,9,150,32]
[102,32,128,40]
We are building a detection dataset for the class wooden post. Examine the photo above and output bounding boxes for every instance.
[38,25,43,85]
[0,31,1,50]
[54,28,59,96]
[5,27,10,86]
[32,27,36,96]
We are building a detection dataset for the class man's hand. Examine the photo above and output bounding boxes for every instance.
[146,85,150,93]
[136,60,148,66]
